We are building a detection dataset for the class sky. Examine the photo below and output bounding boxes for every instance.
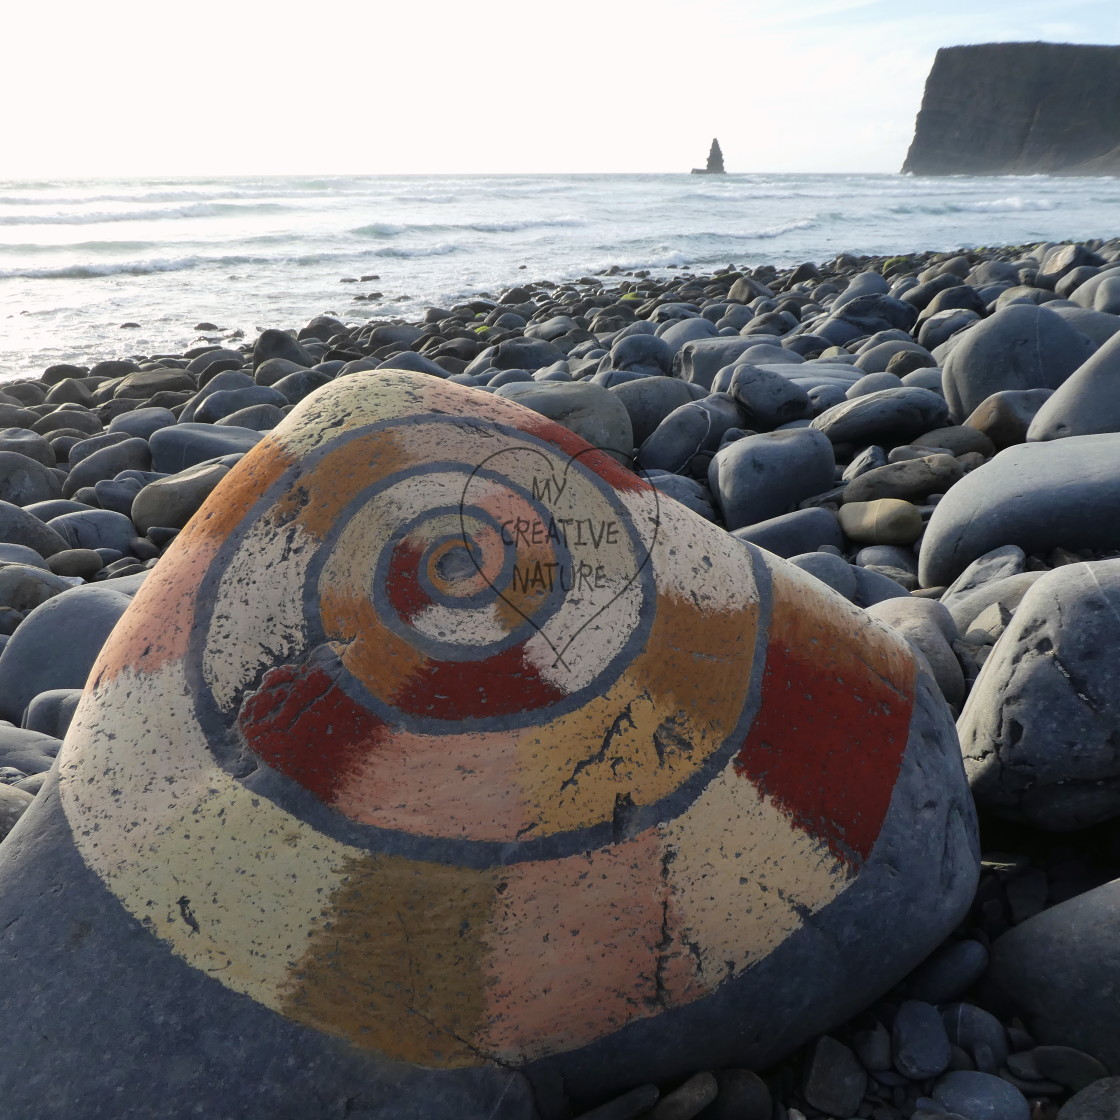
[4,0,1120,177]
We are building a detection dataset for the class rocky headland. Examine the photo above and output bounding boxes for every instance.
[903,43,1120,176]
[1,241,1120,1118]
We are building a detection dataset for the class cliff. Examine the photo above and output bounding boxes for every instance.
[902,42,1120,175]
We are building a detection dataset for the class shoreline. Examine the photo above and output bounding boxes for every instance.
[0,237,1119,1116]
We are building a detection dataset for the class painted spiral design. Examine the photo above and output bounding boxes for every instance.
[59,372,920,1074]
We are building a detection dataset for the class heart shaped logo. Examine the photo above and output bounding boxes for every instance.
[459,443,661,672]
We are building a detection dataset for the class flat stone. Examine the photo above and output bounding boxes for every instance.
[843,454,963,504]
[609,378,696,445]
[48,509,136,555]
[149,423,264,473]
[705,1070,771,1120]
[941,1004,1009,1069]
[811,387,950,447]
[1032,1046,1110,1094]
[865,598,964,708]
[637,396,744,474]
[919,434,1120,587]
[0,371,979,1116]
[649,1072,717,1120]
[131,462,233,535]
[0,451,63,506]
[0,501,70,557]
[730,507,844,558]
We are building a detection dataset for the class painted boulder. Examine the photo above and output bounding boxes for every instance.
[0,372,978,1119]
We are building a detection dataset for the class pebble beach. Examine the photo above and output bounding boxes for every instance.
[2,231,1120,1120]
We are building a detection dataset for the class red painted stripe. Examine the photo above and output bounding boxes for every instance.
[518,416,649,493]
[734,619,915,866]
[385,538,429,624]
[238,661,385,803]
[391,643,567,720]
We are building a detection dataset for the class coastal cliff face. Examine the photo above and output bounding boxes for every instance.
[903,42,1120,175]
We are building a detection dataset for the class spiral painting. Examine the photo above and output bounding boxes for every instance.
[57,370,930,1079]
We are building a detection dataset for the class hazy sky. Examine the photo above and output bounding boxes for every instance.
[6,0,1119,177]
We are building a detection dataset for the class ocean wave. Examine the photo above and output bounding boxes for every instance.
[0,255,252,279]
[367,243,461,259]
[0,201,292,226]
[890,197,1055,215]
[349,217,584,238]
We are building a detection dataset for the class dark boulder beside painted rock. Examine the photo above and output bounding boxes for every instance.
[987,882,1120,1073]
[919,434,1120,588]
[959,560,1120,830]
[0,372,978,1118]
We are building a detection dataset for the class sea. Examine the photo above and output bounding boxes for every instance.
[2,172,1119,381]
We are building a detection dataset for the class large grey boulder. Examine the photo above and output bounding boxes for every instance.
[919,434,1120,587]
[609,377,697,445]
[0,451,63,506]
[941,304,1095,422]
[149,424,264,473]
[959,560,1120,830]
[811,387,949,447]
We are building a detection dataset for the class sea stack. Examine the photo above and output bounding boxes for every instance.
[902,42,1120,175]
[691,138,726,175]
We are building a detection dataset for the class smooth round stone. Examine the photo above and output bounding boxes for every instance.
[22,687,84,739]
[373,350,449,379]
[67,430,132,467]
[839,499,924,546]
[31,407,103,436]
[251,328,315,370]
[964,388,1054,450]
[811,387,950,446]
[642,472,716,522]
[932,1071,1029,1120]
[865,598,964,708]
[609,378,696,446]
[904,938,988,1004]
[0,500,69,557]
[989,883,1120,1074]
[464,338,566,376]
[0,543,50,570]
[0,563,75,613]
[216,404,286,431]
[1055,1076,1120,1119]
[493,380,634,462]
[47,548,105,580]
[149,424,264,474]
[48,510,136,555]
[131,463,233,535]
[1032,1046,1109,1094]
[606,334,674,375]
[0,783,34,842]
[941,1004,1009,1068]
[730,507,844,558]
[94,477,144,517]
[707,428,836,531]
[647,1071,716,1120]
[657,317,719,355]
[638,396,744,474]
[893,1000,951,1080]
[0,372,979,1116]
[705,1070,771,1120]
[720,364,813,429]
[179,370,257,422]
[0,427,55,469]
[676,338,758,388]
[193,386,288,425]
[913,426,995,458]
[0,725,60,775]
[0,451,63,506]
[0,583,134,722]
[788,552,858,602]
[919,434,1120,587]
[1027,325,1120,441]
[801,1036,865,1117]
[270,368,333,405]
[942,304,1095,423]
[843,454,963,504]
[846,371,904,397]
[960,560,1120,829]
[62,437,152,499]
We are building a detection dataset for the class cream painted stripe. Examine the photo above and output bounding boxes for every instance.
[59,660,358,1003]
[662,764,853,992]
[202,512,315,712]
